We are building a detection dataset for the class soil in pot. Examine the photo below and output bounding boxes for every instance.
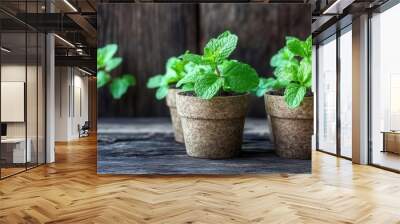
[265,93,313,159]
[166,88,184,143]
[176,92,249,159]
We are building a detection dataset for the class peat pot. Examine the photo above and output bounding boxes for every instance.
[265,94,313,159]
[166,88,184,143]
[176,93,249,159]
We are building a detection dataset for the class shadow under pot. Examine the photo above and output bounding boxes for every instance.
[264,93,313,160]
[166,88,184,143]
[176,93,249,159]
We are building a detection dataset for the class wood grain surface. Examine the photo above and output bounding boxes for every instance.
[1,135,400,223]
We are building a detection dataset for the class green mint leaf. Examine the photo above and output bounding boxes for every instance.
[286,37,307,58]
[163,57,185,85]
[284,83,307,108]
[100,44,118,64]
[274,59,299,82]
[270,51,282,68]
[181,83,194,92]
[97,48,106,69]
[97,71,110,88]
[166,57,182,77]
[304,36,312,57]
[222,61,259,93]
[204,31,238,64]
[166,57,180,69]
[163,71,179,86]
[254,77,277,97]
[176,64,212,87]
[273,78,290,90]
[147,75,164,88]
[194,73,223,100]
[121,74,136,86]
[182,53,203,65]
[176,72,196,87]
[156,85,169,100]
[109,77,130,99]
[298,58,312,87]
[172,61,186,79]
[217,31,230,39]
[184,61,197,73]
[105,57,122,72]
[104,44,118,60]
[270,47,294,68]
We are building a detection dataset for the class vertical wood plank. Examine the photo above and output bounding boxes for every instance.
[98,3,198,117]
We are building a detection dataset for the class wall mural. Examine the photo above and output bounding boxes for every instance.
[97,3,312,175]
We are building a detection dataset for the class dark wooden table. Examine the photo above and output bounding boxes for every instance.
[381,131,400,154]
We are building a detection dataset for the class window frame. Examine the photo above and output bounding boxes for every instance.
[314,17,353,160]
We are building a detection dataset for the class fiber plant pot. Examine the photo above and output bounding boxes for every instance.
[166,88,184,143]
[265,94,313,159]
[176,93,249,159]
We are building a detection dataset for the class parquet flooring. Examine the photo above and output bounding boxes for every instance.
[0,135,400,224]
[1,167,26,178]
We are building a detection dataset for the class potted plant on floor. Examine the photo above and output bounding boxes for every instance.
[175,31,260,159]
[147,56,190,143]
[97,44,135,99]
[256,36,313,159]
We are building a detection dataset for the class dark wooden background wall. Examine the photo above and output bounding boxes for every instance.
[98,3,310,118]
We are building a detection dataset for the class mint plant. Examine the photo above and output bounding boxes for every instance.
[255,36,312,108]
[147,55,189,100]
[97,44,135,99]
[176,31,260,100]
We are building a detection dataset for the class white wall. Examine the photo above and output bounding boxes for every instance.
[72,73,89,137]
[55,67,69,141]
[55,67,89,141]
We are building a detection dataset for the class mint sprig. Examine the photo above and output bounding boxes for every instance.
[176,31,260,100]
[255,36,312,108]
[147,56,190,100]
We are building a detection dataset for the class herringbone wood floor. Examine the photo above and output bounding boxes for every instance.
[1,135,400,224]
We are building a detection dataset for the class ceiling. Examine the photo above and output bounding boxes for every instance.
[0,0,97,72]
[311,0,390,40]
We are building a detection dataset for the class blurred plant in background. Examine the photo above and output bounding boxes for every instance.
[146,55,189,100]
[97,44,135,99]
